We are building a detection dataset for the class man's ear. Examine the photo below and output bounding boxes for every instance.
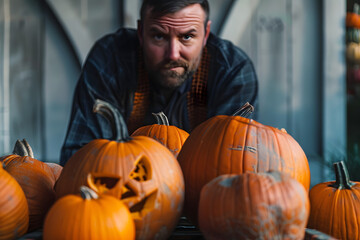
[137,20,143,46]
[203,20,211,47]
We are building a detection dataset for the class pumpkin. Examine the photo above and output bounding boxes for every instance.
[346,14,360,29]
[308,161,360,240]
[346,28,360,43]
[131,112,189,157]
[0,162,29,239]
[346,42,360,63]
[347,66,360,85]
[55,99,185,240]
[198,171,310,240]
[0,139,63,232]
[43,184,135,240]
[346,3,360,29]
[178,102,310,224]
[347,66,360,96]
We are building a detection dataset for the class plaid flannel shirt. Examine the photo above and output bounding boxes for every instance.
[60,28,258,166]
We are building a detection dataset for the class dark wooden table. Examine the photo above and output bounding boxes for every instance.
[19,217,336,240]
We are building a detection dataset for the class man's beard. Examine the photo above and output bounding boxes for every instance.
[146,56,202,90]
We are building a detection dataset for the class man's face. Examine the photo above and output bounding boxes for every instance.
[138,4,211,90]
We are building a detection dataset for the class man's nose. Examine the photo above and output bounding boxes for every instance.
[166,39,181,60]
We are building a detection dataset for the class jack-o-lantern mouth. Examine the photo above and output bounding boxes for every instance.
[87,155,158,219]
[121,156,158,219]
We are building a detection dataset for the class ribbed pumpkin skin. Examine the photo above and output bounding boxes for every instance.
[43,190,135,240]
[308,183,360,240]
[178,115,310,225]
[0,155,62,232]
[131,124,189,157]
[308,163,360,240]
[0,163,29,239]
[55,136,185,240]
[198,172,310,240]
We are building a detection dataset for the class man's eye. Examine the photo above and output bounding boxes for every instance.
[154,34,164,41]
[183,35,193,41]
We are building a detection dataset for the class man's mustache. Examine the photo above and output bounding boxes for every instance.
[162,60,189,69]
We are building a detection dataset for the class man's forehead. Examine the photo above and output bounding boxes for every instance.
[146,17,204,32]
[144,4,206,26]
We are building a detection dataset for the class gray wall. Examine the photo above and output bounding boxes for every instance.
[0,0,44,157]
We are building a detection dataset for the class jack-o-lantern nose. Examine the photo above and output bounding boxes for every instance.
[122,178,157,209]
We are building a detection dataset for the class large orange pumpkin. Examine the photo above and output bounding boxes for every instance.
[198,172,310,240]
[0,162,29,239]
[43,184,135,240]
[131,112,189,157]
[0,139,63,232]
[178,103,310,224]
[55,99,185,240]
[308,161,360,240]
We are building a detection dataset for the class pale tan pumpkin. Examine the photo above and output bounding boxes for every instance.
[198,172,310,240]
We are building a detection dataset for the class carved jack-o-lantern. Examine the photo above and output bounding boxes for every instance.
[88,155,159,218]
[55,99,185,240]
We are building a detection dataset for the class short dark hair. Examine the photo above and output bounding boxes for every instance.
[140,0,210,25]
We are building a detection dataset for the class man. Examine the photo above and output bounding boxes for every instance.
[60,0,258,166]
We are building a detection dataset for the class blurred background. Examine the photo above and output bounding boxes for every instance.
[0,0,358,187]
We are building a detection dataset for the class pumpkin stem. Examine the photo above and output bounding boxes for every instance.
[329,161,354,189]
[80,186,99,200]
[93,99,131,142]
[152,112,170,126]
[232,102,254,118]
[12,139,34,158]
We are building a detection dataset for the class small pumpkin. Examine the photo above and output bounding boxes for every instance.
[131,112,189,157]
[308,161,360,240]
[178,103,310,224]
[346,28,360,43]
[346,66,360,96]
[43,184,135,240]
[198,172,310,240]
[0,162,29,239]
[347,66,360,84]
[0,139,63,232]
[55,99,185,240]
[346,3,360,29]
[346,42,360,63]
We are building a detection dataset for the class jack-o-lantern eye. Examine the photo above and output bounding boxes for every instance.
[87,173,123,198]
[121,156,158,217]
[130,156,151,181]
[93,176,120,190]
